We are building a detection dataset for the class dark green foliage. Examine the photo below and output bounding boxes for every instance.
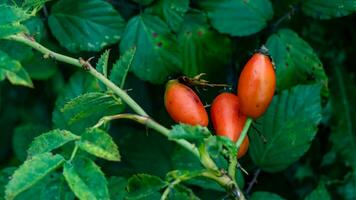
[0,0,355,199]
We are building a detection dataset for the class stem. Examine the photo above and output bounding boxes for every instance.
[246,169,261,195]
[93,114,200,158]
[228,118,253,180]
[270,3,299,32]
[199,144,219,171]
[201,171,246,200]
[69,144,79,162]
[236,118,253,149]
[7,34,240,197]
[160,179,180,200]
[161,170,207,200]
[228,153,237,181]
[6,34,148,117]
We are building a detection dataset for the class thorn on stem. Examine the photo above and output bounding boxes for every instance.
[79,57,92,71]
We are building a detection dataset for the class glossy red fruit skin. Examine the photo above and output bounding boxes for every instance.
[210,93,249,158]
[164,80,208,126]
[237,53,276,119]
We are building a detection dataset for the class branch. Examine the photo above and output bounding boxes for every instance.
[246,169,261,195]
[94,114,246,199]
[201,171,246,200]
[228,118,253,180]
[7,33,245,199]
[6,34,148,117]
[93,114,200,158]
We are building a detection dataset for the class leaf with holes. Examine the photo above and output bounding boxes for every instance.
[147,0,189,32]
[249,84,322,172]
[197,0,273,36]
[78,128,120,161]
[178,13,231,77]
[266,29,328,94]
[120,14,181,84]
[48,0,125,52]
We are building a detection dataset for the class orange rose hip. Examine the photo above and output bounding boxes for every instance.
[164,80,208,126]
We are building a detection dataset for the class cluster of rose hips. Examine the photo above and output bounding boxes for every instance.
[164,50,276,158]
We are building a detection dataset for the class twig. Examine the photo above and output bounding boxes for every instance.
[270,3,300,32]
[93,114,200,158]
[246,169,261,195]
[7,34,148,117]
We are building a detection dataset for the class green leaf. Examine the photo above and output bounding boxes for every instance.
[12,124,48,161]
[0,4,30,25]
[22,0,49,13]
[22,50,58,80]
[54,92,124,133]
[170,147,245,191]
[48,0,125,52]
[27,129,80,156]
[120,14,181,83]
[96,50,110,78]
[197,0,273,36]
[63,157,110,200]
[0,5,30,38]
[329,67,356,168]
[177,13,232,77]
[204,136,230,169]
[303,0,356,19]
[170,124,211,144]
[116,125,173,177]
[126,174,167,199]
[110,47,136,88]
[78,128,120,161]
[305,182,331,200]
[15,172,74,200]
[249,84,322,172]
[266,29,328,93]
[0,168,16,200]
[5,153,65,200]
[0,24,27,39]
[108,177,127,200]
[95,50,110,90]
[0,50,33,87]
[0,41,33,62]
[165,170,202,183]
[169,185,200,200]
[147,0,189,32]
[53,71,101,131]
[250,191,285,200]
[337,172,356,200]
[132,0,154,6]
